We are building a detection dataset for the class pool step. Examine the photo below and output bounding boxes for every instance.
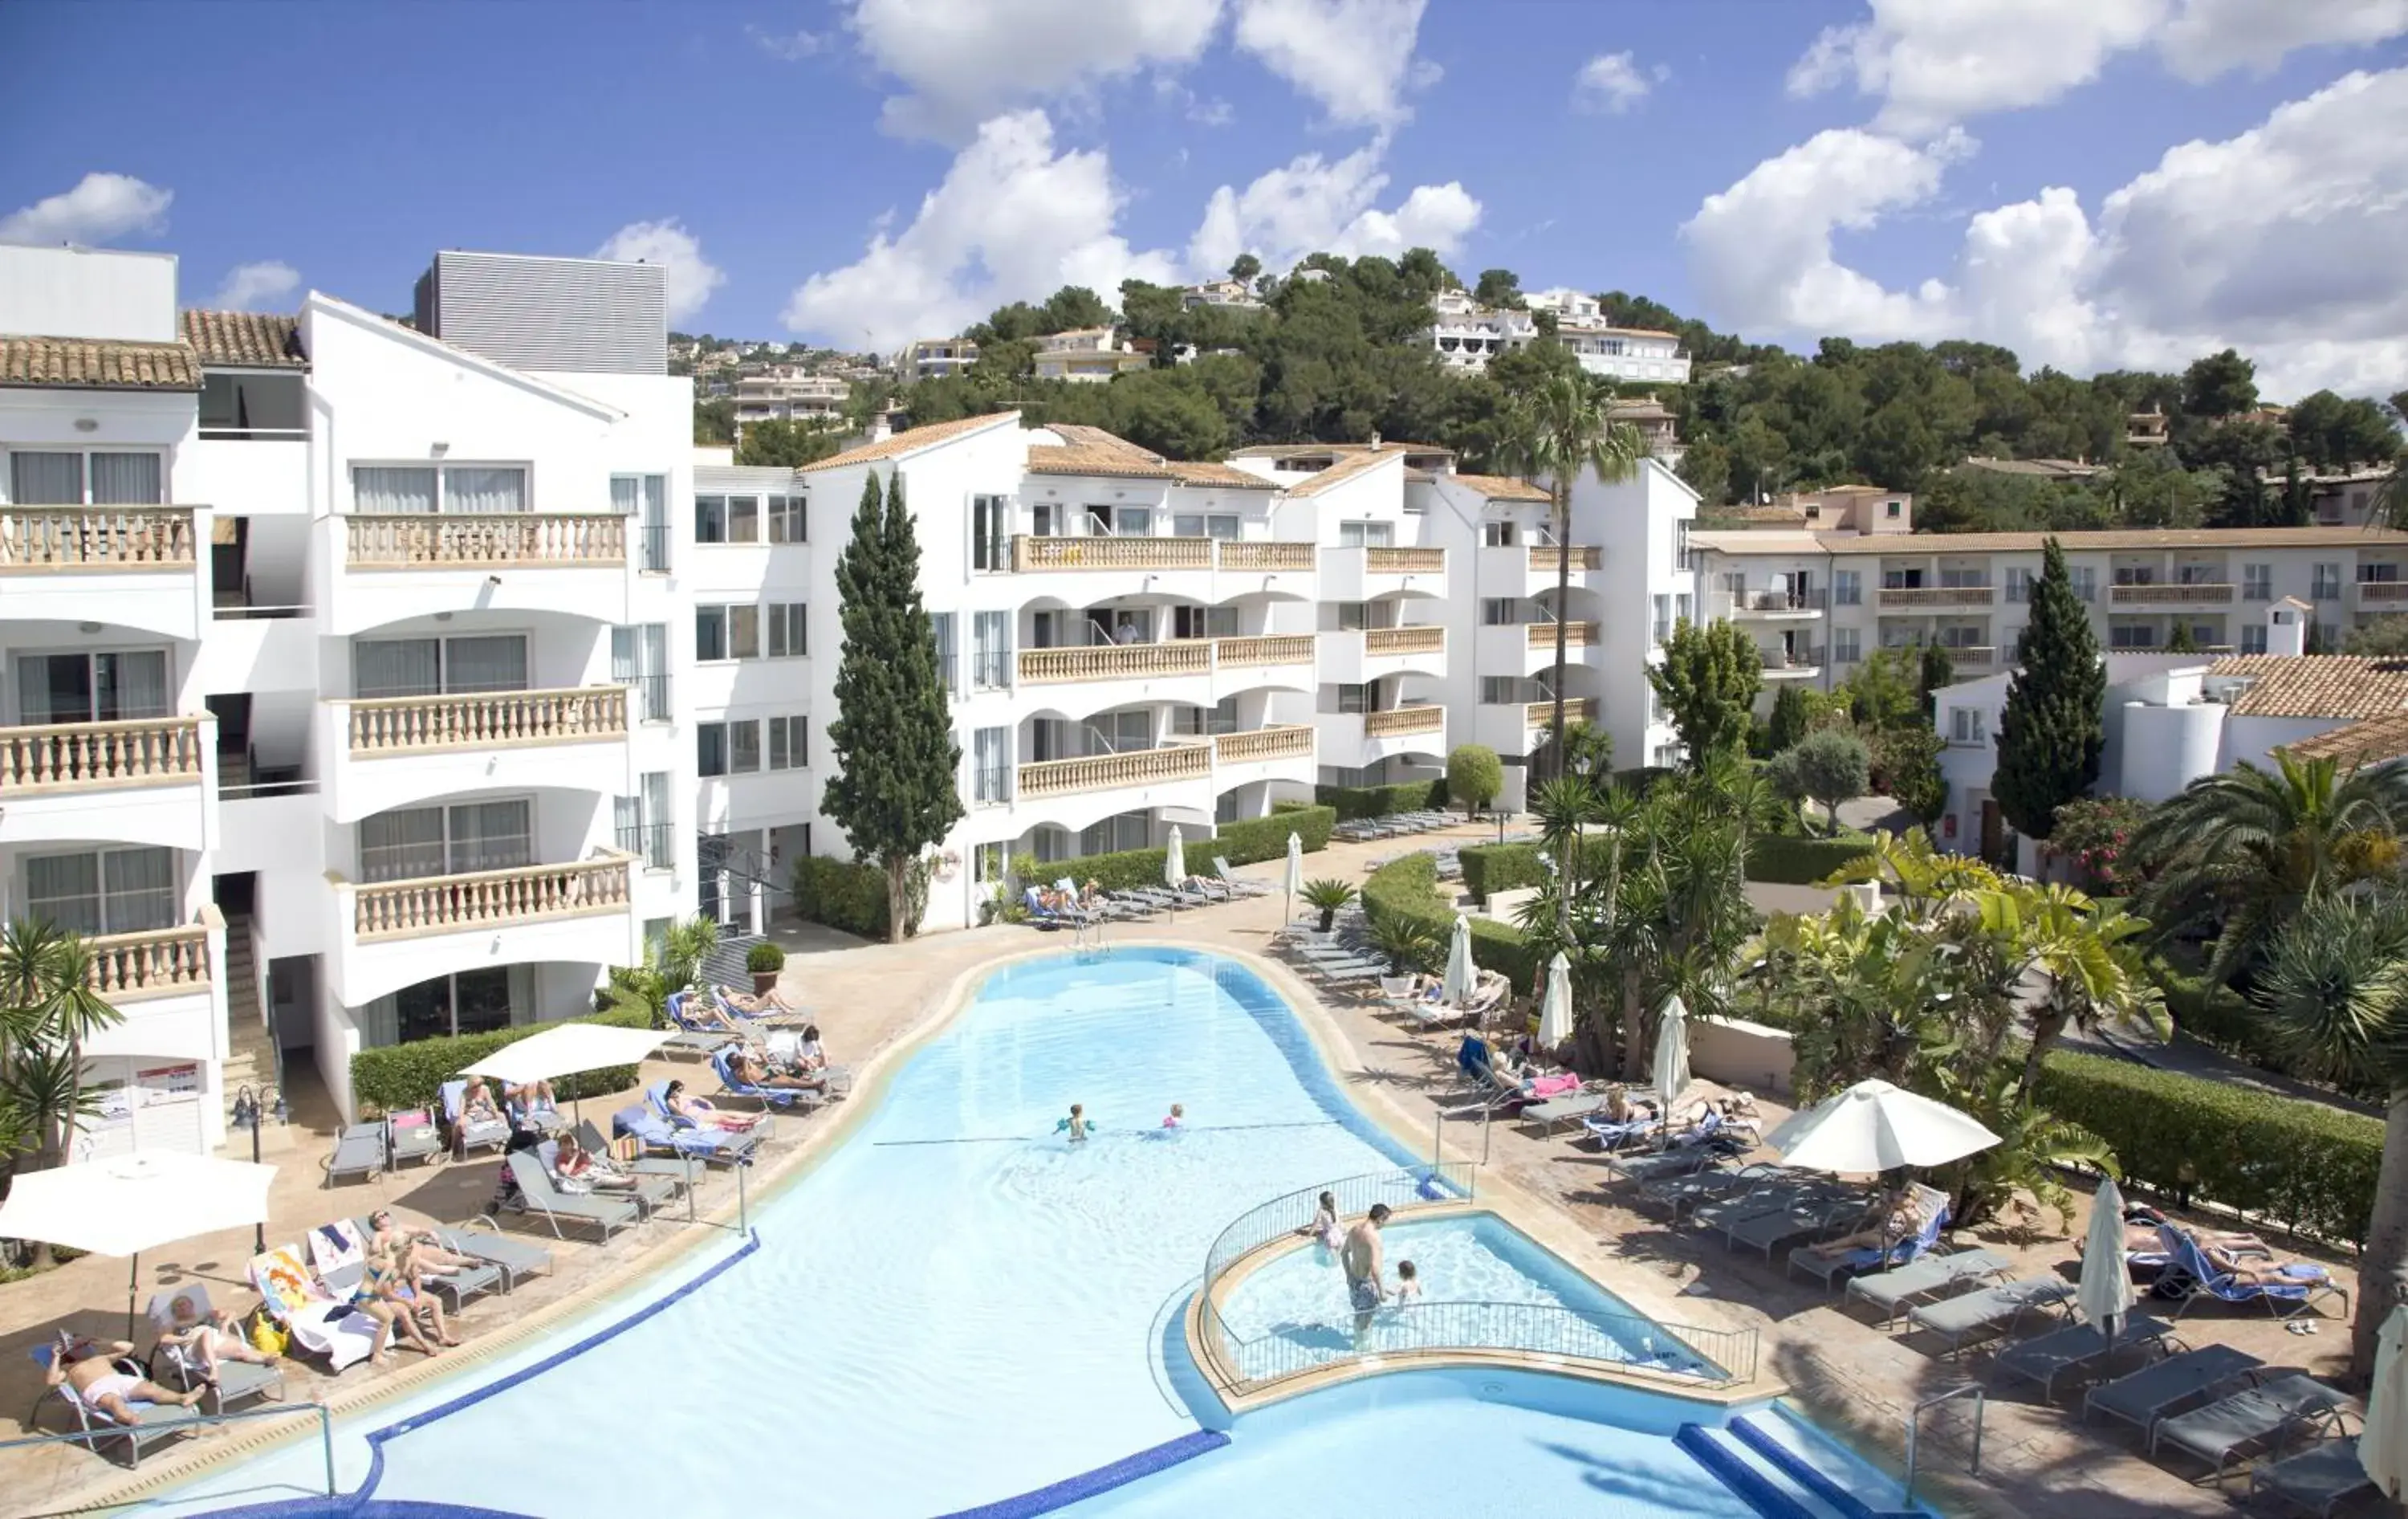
[1731,1413,1922,1519]
[1678,1420,1917,1519]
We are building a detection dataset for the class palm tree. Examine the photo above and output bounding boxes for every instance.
[2133,751,2408,983]
[0,919,121,1171]
[1499,371,1646,780]
[1971,880,2166,1098]
[2255,890,2408,1377]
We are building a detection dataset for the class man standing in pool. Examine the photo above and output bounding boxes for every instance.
[1343,1203,1392,1342]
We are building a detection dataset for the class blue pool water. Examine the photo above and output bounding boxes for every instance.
[156,948,1779,1518]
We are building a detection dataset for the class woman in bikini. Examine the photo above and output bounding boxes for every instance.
[663,1079,765,1131]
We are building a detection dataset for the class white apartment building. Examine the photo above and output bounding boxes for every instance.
[1426,289,1692,385]
[1029,328,1150,384]
[1181,280,1263,312]
[896,338,978,382]
[730,370,846,428]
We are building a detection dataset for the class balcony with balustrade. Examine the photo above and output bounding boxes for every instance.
[1010,635,1318,715]
[1713,588,1828,621]
[1479,618,1597,677]
[318,686,632,823]
[1316,702,1446,769]
[2110,581,2235,606]
[1320,623,1447,685]
[1876,584,1995,609]
[1006,535,1320,602]
[1757,645,1825,679]
[76,906,233,1145]
[0,714,217,853]
[0,505,213,640]
[1320,544,1446,603]
[2354,579,2408,613]
[324,852,641,1008]
[324,511,634,634]
[1211,723,1317,790]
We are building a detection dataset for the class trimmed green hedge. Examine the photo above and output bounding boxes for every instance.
[351,1007,653,1117]
[1460,842,1545,905]
[1745,832,1875,886]
[1019,805,1340,895]
[1361,854,1547,994]
[795,854,893,939]
[1315,780,1446,821]
[2035,1049,2383,1244]
[1216,804,1336,861]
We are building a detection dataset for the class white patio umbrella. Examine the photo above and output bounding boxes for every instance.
[458,1021,668,1119]
[1653,994,1693,1118]
[1442,913,1477,1004]
[0,1152,278,1334]
[1763,1078,2001,1174]
[2365,1302,2408,1499]
[1537,951,1574,1050]
[2076,1175,2134,1340]
[1165,826,1187,910]
[1283,831,1305,926]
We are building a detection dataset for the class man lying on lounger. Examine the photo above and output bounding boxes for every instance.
[726,1048,826,1093]
[1803,1187,1919,1260]
[50,1333,205,1418]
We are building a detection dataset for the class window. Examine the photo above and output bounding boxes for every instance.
[9,450,163,505]
[353,635,527,699]
[698,723,730,777]
[2362,562,2402,584]
[1334,601,1370,632]
[1084,711,1151,754]
[1088,504,1151,536]
[1483,520,1517,548]
[1479,676,1522,705]
[1675,593,1693,626]
[1480,598,1520,626]
[1832,628,1861,664]
[1651,743,1681,768]
[1948,707,1986,745]
[1674,519,1693,572]
[612,625,671,721]
[767,495,805,543]
[2313,564,2343,600]
[2109,625,2154,650]
[1832,569,1862,606]
[1080,812,1152,855]
[1652,595,1671,643]
[973,727,1009,804]
[364,967,524,1047]
[1881,568,1924,589]
[2068,566,2097,603]
[359,800,531,883]
[1173,514,1239,539]
[615,475,669,572]
[2242,625,2268,654]
[1337,682,1373,715]
[2113,565,2155,586]
[353,465,525,514]
[931,613,958,694]
[13,650,170,724]
[1885,500,1903,519]
[1338,521,1393,548]
[696,605,760,661]
[972,612,1011,689]
[730,720,763,774]
[2243,564,2272,601]
[2004,568,2033,604]
[1939,568,1988,588]
[695,495,728,544]
[1172,605,1239,639]
[973,496,1011,571]
[974,842,1007,882]
[727,495,760,544]
[768,715,807,771]
[25,846,176,936]
[767,602,807,658]
[615,773,674,869]
[1173,698,1240,737]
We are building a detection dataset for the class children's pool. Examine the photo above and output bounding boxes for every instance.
[153,948,1782,1518]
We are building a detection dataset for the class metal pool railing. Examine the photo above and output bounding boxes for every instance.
[1213,1298,1760,1390]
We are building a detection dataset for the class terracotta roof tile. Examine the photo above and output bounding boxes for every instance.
[2284,711,2408,766]
[1025,443,1172,479]
[1448,472,1550,503]
[0,336,199,392]
[181,310,307,369]
[795,410,1019,473]
[2206,655,2408,719]
[1165,459,1274,489]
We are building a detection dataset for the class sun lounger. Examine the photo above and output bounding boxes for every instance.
[1578,1110,1665,1151]
[1845,1250,2012,1327]
[145,1284,286,1414]
[247,1244,378,1371]
[1518,1089,1609,1135]
[341,1218,503,1310]
[2151,1372,2349,1478]
[1605,1146,1722,1186]
[709,985,809,1028]
[576,1118,700,1190]
[440,1080,511,1158]
[2159,1225,2351,1321]
[1213,857,1271,896]
[660,991,741,1060]
[2081,1343,2262,1441]
[1789,1188,1950,1288]
[711,1047,827,1114]
[28,1346,202,1467]
[1643,1163,1793,1220]
[535,1137,681,1220]
[385,1107,442,1168]
[1907,1277,2074,1354]
[627,1092,761,1166]
[1725,1191,1874,1260]
[431,1219,554,1291]
[1987,1315,2180,1402]
[503,1150,641,1242]
[2251,1436,2375,1517]
[325,1122,385,1186]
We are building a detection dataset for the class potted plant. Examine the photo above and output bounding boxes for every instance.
[1301,878,1359,934]
[746,941,787,996]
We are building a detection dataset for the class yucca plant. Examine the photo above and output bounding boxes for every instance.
[1301,878,1359,933]
[1369,915,1440,976]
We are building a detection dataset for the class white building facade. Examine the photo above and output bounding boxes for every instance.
[1426,289,1692,385]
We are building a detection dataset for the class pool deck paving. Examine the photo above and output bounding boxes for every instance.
[0,819,2371,1518]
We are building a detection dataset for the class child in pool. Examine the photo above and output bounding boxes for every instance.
[1060,1103,1092,1142]
[1394,1260,1422,1305]
[1161,1104,1184,1130]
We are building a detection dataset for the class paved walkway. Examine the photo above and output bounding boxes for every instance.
[0,821,2362,1519]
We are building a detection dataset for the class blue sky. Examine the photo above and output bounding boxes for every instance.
[4,1,2405,397]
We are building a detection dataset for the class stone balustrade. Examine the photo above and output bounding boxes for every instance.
[2112,583,2234,605]
[346,513,627,568]
[1016,743,1214,799]
[1214,725,1315,764]
[1525,698,1597,726]
[1364,706,1445,738]
[1877,586,1994,608]
[1527,545,1601,573]
[0,716,205,792]
[2360,580,2408,605]
[346,686,628,755]
[0,507,197,571]
[1213,634,1316,666]
[1945,646,1998,666]
[1365,547,1446,575]
[1216,541,1316,572]
[1365,626,1446,656]
[87,923,212,1000]
[353,855,633,942]
[1013,536,1212,572]
[1018,642,1213,684]
[1526,621,1597,648]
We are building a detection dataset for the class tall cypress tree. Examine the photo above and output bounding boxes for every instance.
[822,472,964,941]
[1993,538,2105,841]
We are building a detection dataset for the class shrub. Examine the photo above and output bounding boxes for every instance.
[1611,765,1675,796]
[2044,796,2152,896]
[1214,804,1336,861]
[1459,842,1546,905]
[1745,832,1876,885]
[1446,745,1504,814]
[1766,727,1870,833]
[793,855,893,939]
[350,1007,653,1116]
[745,942,787,974]
[999,807,1342,902]
[2035,1048,2382,1243]
[1315,779,1446,821]
[1302,878,1359,931]
[1359,854,1546,995]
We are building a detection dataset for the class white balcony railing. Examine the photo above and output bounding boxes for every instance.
[87,922,212,1000]
[1017,642,1212,684]
[1213,633,1316,667]
[1526,545,1601,574]
[0,508,198,572]
[2111,583,2235,605]
[1366,548,1446,575]
[1525,698,1597,727]
[1216,541,1316,572]
[352,855,634,942]
[1365,626,1446,657]
[1365,706,1446,739]
[1213,725,1315,764]
[1016,743,1214,800]
[346,686,629,755]
[1878,586,1994,608]
[0,715,205,793]
[345,513,627,568]
[1526,621,1597,649]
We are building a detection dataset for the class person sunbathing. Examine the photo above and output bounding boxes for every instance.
[506,1080,559,1118]
[459,1079,504,1126]
[727,1048,825,1092]
[348,1252,442,1366]
[663,1079,764,1131]
[720,983,800,1019]
[47,1334,204,1419]
[1601,1088,1657,1126]
[364,1212,481,1276]
[552,1133,641,1193]
[2125,1206,2268,1257]
[158,1300,279,1382]
[1805,1189,1920,1260]
[1080,880,1107,911]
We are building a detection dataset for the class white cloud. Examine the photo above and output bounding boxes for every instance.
[746,23,831,60]
[209,261,300,312]
[848,0,1225,140]
[1232,0,1438,129]
[0,172,172,246]
[592,219,726,325]
[1186,141,1480,275]
[783,111,1181,351]
[1788,0,2408,134]
[1572,51,1653,113]
[1684,67,2408,397]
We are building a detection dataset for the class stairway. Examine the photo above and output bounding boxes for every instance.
[699,929,768,991]
[1675,1409,1925,1519]
[218,913,275,1102]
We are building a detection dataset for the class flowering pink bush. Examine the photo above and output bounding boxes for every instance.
[2045,797,2151,896]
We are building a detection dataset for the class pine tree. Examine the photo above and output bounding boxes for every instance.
[1993,538,2105,841]
[821,473,964,941]
[1917,642,1955,720]
[1765,682,1812,754]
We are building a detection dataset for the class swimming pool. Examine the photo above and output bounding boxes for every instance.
[148,947,1901,1518]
